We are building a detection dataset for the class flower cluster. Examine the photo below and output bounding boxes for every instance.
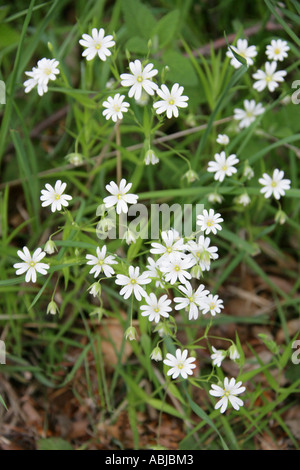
[24,58,60,96]
[19,25,295,422]
[213,37,291,206]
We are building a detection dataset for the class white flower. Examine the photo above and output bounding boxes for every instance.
[120,60,158,100]
[243,163,255,180]
[174,281,209,320]
[163,349,196,379]
[102,93,130,122]
[252,61,287,92]
[103,179,138,214]
[201,294,224,316]
[47,301,59,315]
[275,209,287,225]
[106,78,116,89]
[135,90,150,106]
[259,169,291,200]
[150,230,186,263]
[207,192,223,204]
[79,28,115,61]
[207,151,239,182]
[211,346,226,367]
[66,153,84,166]
[88,282,101,297]
[144,149,159,165]
[235,192,251,207]
[209,377,246,413]
[234,99,265,129]
[216,134,230,145]
[115,266,151,301]
[150,346,163,362]
[226,39,257,69]
[86,246,117,278]
[24,58,60,96]
[140,293,172,323]
[266,39,289,62]
[13,246,49,283]
[125,326,137,341]
[186,236,219,272]
[24,70,40,94]
[153,83,189,119]
[197,209,223,235]
[123,228,137,245]
[182,169,198,183]
[40,180,72,212]
[36,58,60,84]
[44,240,57,255]
[160,253,195,285]
[144,257,164,288]
[228,344,240,361]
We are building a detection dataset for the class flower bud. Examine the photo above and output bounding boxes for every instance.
[125,326,137,341]
[228,344,240,361]
[275,209,287,225]
[44,239,57,255]
[123,228,137,245]
[207,192,223,204]
[150,346,162,362]
[144,149,159,165]
[88,282,101,298]
[66,152,84,167]
[182,169,198,183]
[136,90,149,106]
[243,163,254,180]
[47,300,59,315]
[235,192,251,207]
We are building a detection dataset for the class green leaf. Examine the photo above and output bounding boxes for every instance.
[125,36,148,54]
[162,50,198,87]
[153,9,181,47]
[258,333,280,355]
[122,0,156,40]
[0,24,20,49]
[37,438,73,451]
[0,394,7,410]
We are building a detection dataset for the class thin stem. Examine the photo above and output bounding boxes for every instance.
[116,120,122,185]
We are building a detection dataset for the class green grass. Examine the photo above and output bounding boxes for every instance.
[0,0,300,451]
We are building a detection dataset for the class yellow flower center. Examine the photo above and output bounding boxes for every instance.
[113,104,121,112]
[169,99,175,105]
[166,247,172,253]
[154,307,160,313]
[189,296,194,303]
[137,75,143,83]
[206,219,214,227]
[44,68,52,75]
[174,265,180,272]
[274,48,280,55]
[222,165,228,172]
[95,43,101,50]
[98,259,104,265]
[271,181,277,188]
[210,303,215,310]
[265,75,273,83]
[55,194,60,200]
[29,261,35,267]
[224,390,230,397]
[178,362,184,369]
[130,279,137,285]
[117,193,123,200]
